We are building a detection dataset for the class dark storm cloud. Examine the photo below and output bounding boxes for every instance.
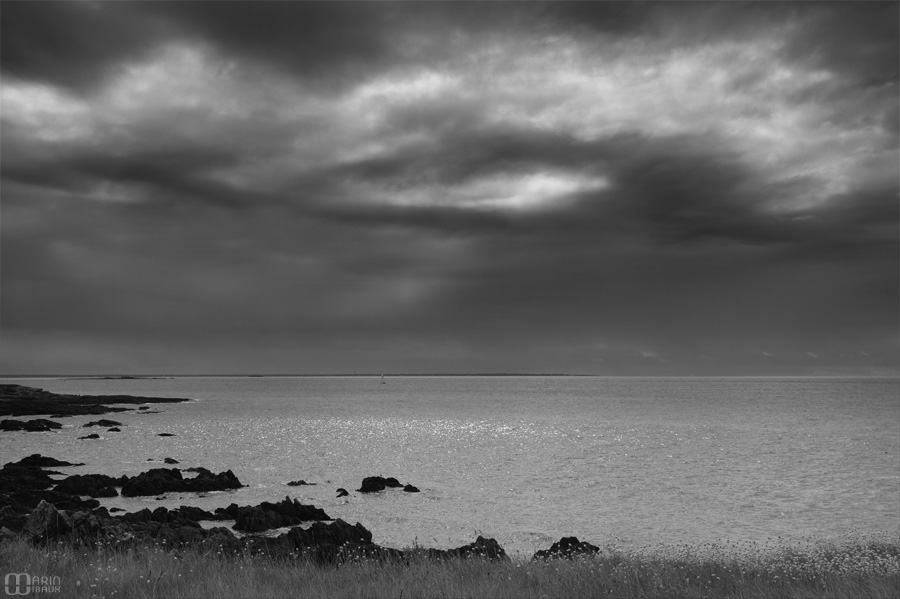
[0,1,166,92]
[781,1,900,88]
[1,1,897,375]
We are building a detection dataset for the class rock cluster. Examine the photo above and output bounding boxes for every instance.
[120,467,243,497]
[357,476,420,493]
[2,453,510,567]
[215,496,330,533]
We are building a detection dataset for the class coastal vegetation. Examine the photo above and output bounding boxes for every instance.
[2,533,898,598]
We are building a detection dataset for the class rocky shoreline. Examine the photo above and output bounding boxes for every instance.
[1,385,599,563]
[0,383,190,418]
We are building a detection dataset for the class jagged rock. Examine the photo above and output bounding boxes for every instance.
[120,467,243,497]
[287,479,315,486]
[428,536,508,561]
[403,484,420,493]
[0,419,63,432]
[217,496,330,532]
[83,419,122,428]
[54,474,120,498]
[532,536,600,560]
[117,505,218,525]
[358,476,404,493]
[336,488,349,498]
[23,500,72,541]
[163,457,179,464]
[262,518,403,564]
[78,433,100,440]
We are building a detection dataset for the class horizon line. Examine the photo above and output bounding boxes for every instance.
[1,373,897,379]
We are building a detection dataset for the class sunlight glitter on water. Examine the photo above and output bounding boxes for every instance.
[2,376,897,556]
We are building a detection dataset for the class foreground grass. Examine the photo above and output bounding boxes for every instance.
[2,534,898,599]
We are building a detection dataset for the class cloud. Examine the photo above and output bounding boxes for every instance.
[1,2,897,374]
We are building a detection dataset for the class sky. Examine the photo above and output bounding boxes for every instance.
[1,1,898,376]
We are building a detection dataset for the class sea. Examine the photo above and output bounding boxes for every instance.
[2,376,898,557]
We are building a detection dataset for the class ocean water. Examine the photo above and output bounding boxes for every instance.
[2,376,898,557]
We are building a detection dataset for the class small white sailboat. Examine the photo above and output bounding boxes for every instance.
[381,374,386,384]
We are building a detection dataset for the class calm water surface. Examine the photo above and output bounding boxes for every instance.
[2,376,897,556]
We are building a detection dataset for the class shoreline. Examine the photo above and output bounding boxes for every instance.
[0,383,190,418]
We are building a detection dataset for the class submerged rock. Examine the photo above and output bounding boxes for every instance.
[0,419,63,432]
[163,457,179,464]
[287,479,315,486]
[83,419,122,428]
[78,433,100,440]
[10,454,84,469]
[403,484,420,493]
[336,488,349,498]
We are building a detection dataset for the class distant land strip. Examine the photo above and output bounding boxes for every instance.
[0,384,191,418]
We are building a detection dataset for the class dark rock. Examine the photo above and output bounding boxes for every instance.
[532,536,600,560]
[83,419,122,427]
[287,479,315,486]
[23,500,71,542]
[120,468,182,497]
[139,406,150,410]
[217,496,330,533]
[54,474,119,498]
[336,488,349,498]
[358,476,404,493]
[157,433,175,437]
[173,505,218,521]
[163,458,179,464]
[109,508,123,513]
[107,427,121,432]
[0,419,63,432]
[403,484,420,493]
[78,433,100,440]
[290,518,372,546]
[428,536,508,561]
[270,518,400,564]
[10,454,84,468]
[188,467,243,493]
[120,467,243,497]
